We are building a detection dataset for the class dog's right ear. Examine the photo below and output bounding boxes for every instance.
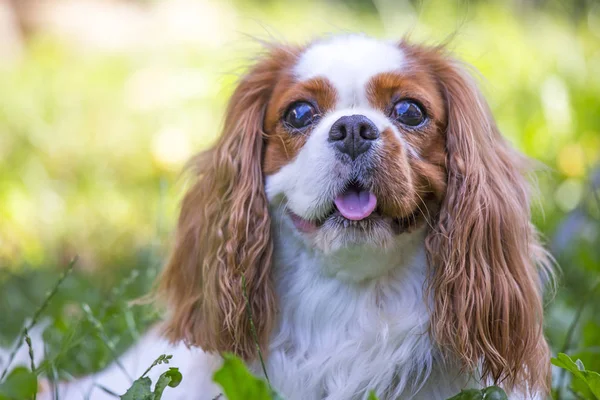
[411,42,553,395]
[157,45,298,360]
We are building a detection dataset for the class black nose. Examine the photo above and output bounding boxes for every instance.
[329,115,379,160]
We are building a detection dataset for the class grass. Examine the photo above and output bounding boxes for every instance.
[0,253,161,398]
[0,252,162,385]
[0,258,76,381]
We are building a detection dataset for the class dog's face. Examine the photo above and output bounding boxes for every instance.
[158,35,552,395]
[263,36,446,252]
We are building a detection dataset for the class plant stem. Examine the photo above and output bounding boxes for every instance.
[140,354,172,379]
[241,276,270,385]
[24,328,36,400]
[555,279,600,399]
[0,256,77,381]
[81,303,132,382]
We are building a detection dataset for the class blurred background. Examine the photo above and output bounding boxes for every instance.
[0,0,598,397]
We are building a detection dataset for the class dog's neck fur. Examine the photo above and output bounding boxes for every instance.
[258,210,471,400]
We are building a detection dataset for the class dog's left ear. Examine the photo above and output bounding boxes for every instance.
[157,45,297,360]
[416,45,553,394]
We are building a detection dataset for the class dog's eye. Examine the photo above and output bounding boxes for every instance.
[284,102,317,130]
[391,100,425,127]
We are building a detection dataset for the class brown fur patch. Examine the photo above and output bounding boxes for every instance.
[366,72,447,222]
[370,128,414,217]
[263,77,337,175]
[156,45,301,360]
[401,41,552,396]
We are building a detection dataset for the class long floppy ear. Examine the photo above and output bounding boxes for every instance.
[423,49,552,394]
[157,46,297,360]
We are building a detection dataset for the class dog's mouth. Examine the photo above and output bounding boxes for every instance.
[287,181,420,235]
[333,181,377,221]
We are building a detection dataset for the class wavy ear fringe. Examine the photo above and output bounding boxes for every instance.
[408,43,553,395]
[157,45,298,360]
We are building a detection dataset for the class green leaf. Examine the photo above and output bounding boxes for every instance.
[120,376,152,400]
[571,375,596,399]
[0,367,38,400]
[446,389,483,400]
[164,367,182,388]
[213,354,273,400]
[583,371,600,399]
[552,353,586,381]
[152,368,182,399]
[552,353,600,399]
[120,367,183,400]
[481,386,508,400]
[140,355,173,379]
[367,390,380,400]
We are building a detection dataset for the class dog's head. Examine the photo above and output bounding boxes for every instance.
[263,36,446,254]
[158,35,551,394]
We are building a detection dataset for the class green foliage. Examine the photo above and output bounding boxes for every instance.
[213,354,283,400]
[121,354,183,400]
[368,390,379,400]
[160,368,183,391]
[121,377,154,400]
[139,355,173,379]
[0,367,37,400]
[0,258,160,376]
[479,387,509,400]
[0,258,75,381]
[552,353,600,399]
[446,386,508,400]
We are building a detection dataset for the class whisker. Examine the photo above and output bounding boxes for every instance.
[411,193,435,232]
[276,197,290,238]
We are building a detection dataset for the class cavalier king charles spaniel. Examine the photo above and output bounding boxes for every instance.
[46,34,554,400]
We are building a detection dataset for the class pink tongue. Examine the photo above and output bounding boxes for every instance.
[334,188,377,221]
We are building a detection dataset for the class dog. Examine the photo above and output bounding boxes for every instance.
[40,34,553,400]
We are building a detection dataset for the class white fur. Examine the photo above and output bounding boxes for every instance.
[295,35,405,107]
[297,35,417,156]
[260,210,471,399]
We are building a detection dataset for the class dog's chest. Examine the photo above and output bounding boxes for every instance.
[259,246,466,400]
[265,311,434,400]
